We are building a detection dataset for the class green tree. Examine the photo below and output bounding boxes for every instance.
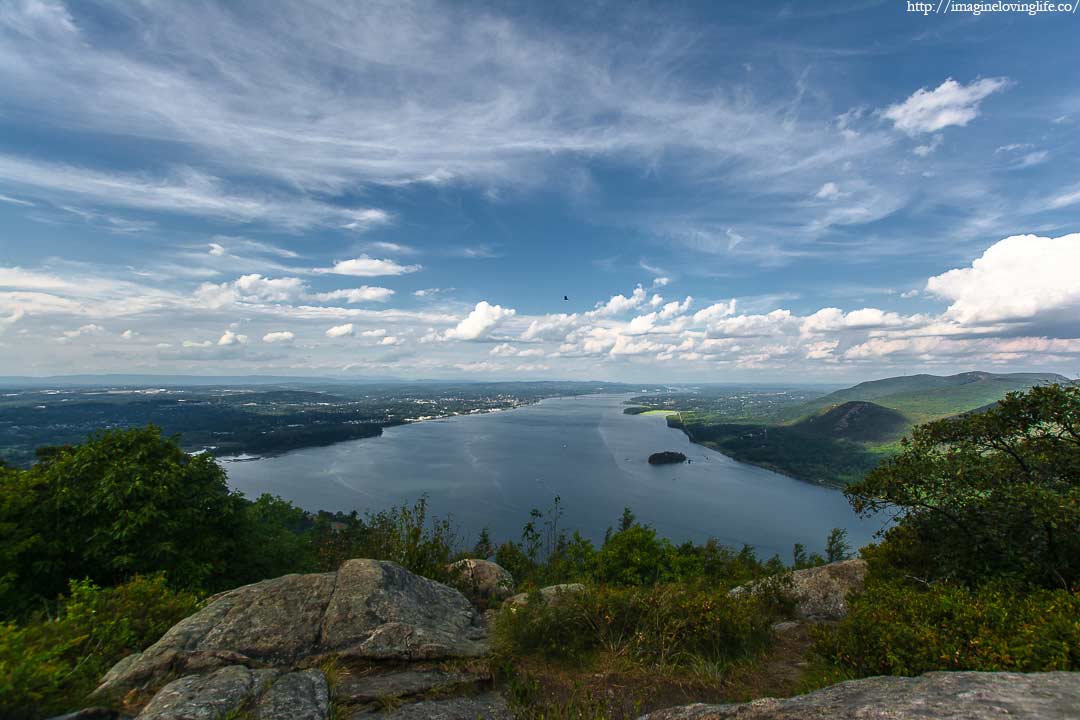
[825,528,852,563]
[473,528,495,559]
[846,384,1080,589]
[1,427,247,612]
[595,525,666,585]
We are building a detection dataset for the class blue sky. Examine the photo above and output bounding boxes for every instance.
[0,0,1078,382]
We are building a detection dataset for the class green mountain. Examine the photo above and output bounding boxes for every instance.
[788,371,1071,425]
[667,371,1072,486]
[792,401,908,444]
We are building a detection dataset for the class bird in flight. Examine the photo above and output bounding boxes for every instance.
[563,295,569,301]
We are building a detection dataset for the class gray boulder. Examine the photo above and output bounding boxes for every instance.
[447,559,515,601]
[639,671,1080,719]
[136,665,278,720]
[256,669,330,720]
[95,560,487,699]
[505,582,586,607]
[730,559,866,621]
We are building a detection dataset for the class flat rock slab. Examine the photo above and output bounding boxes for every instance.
[640,671,1080,719]
[136,665,278,720]
[360,693,511,719]
[336,669,480,703]
[96,560,487,698]
[256,669,330,720]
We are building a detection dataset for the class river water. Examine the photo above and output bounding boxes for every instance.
[225,394,885,558]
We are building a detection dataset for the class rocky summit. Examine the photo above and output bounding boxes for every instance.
[89,559,492,718]
[51,559,1078,720]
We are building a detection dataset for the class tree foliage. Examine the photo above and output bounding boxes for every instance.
[845,384,1080,589]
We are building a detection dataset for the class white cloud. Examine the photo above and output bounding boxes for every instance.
[379,335,402,346]
[208,242,226,256]
[307,286,395,303]
[218,330,248,346]
[652,276,670,288]
[815,182,842,199]
[62,323,104,338]
[592,286,647,317]
[521,313,578,341]
[316,256,422,277]
[913,135,943,157]
[882,77,1008,135]
[361,328,387,338]
[120,329,137,339]
[0,154,390,230]
[804,339,839,360]
[262,331,295,343]
[926,233,1080,324]
[325,323,355,338]
[444,301,516,341]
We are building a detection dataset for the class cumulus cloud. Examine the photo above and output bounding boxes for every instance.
[325,323,354,338]
[443,301,516,341]
[307,286,394,303]
[262,331,295,343]
[925,233,1080,324]
[882,77,1008,135]
[316,256,421,277]
[218,330,248,346]
[521,313,578,341]
[592,286,647,317]
[361,328,387,337]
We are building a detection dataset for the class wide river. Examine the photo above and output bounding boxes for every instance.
[225,394,886,558]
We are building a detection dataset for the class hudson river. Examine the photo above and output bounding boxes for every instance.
[226,394,884,557]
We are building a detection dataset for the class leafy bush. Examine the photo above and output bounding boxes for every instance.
[811,578,1080,678]
[311,496,459,582]
[0,574,200,719]
[495,583,780,669]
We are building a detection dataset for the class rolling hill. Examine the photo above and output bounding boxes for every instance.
[664,371,1072,486]
[792,401,909,444]
[784,371,1071,426]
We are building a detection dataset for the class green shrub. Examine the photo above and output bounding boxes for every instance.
[812,578,1080,677]
[594,526,667,586]
[495,583,779,669]
[311,496,459,582]
[0,574,200,718]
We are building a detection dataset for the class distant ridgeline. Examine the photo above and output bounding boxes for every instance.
[635,371,1072,487]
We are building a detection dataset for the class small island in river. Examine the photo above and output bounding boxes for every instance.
[648,450,687,465]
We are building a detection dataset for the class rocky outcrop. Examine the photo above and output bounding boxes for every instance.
[94,559,487,700]
[447,559,515,602]
[136,665,279,720]
[639,671,1080,719]
[730,558,866,621]
[505,582,585,607]
[256,669,330,720]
